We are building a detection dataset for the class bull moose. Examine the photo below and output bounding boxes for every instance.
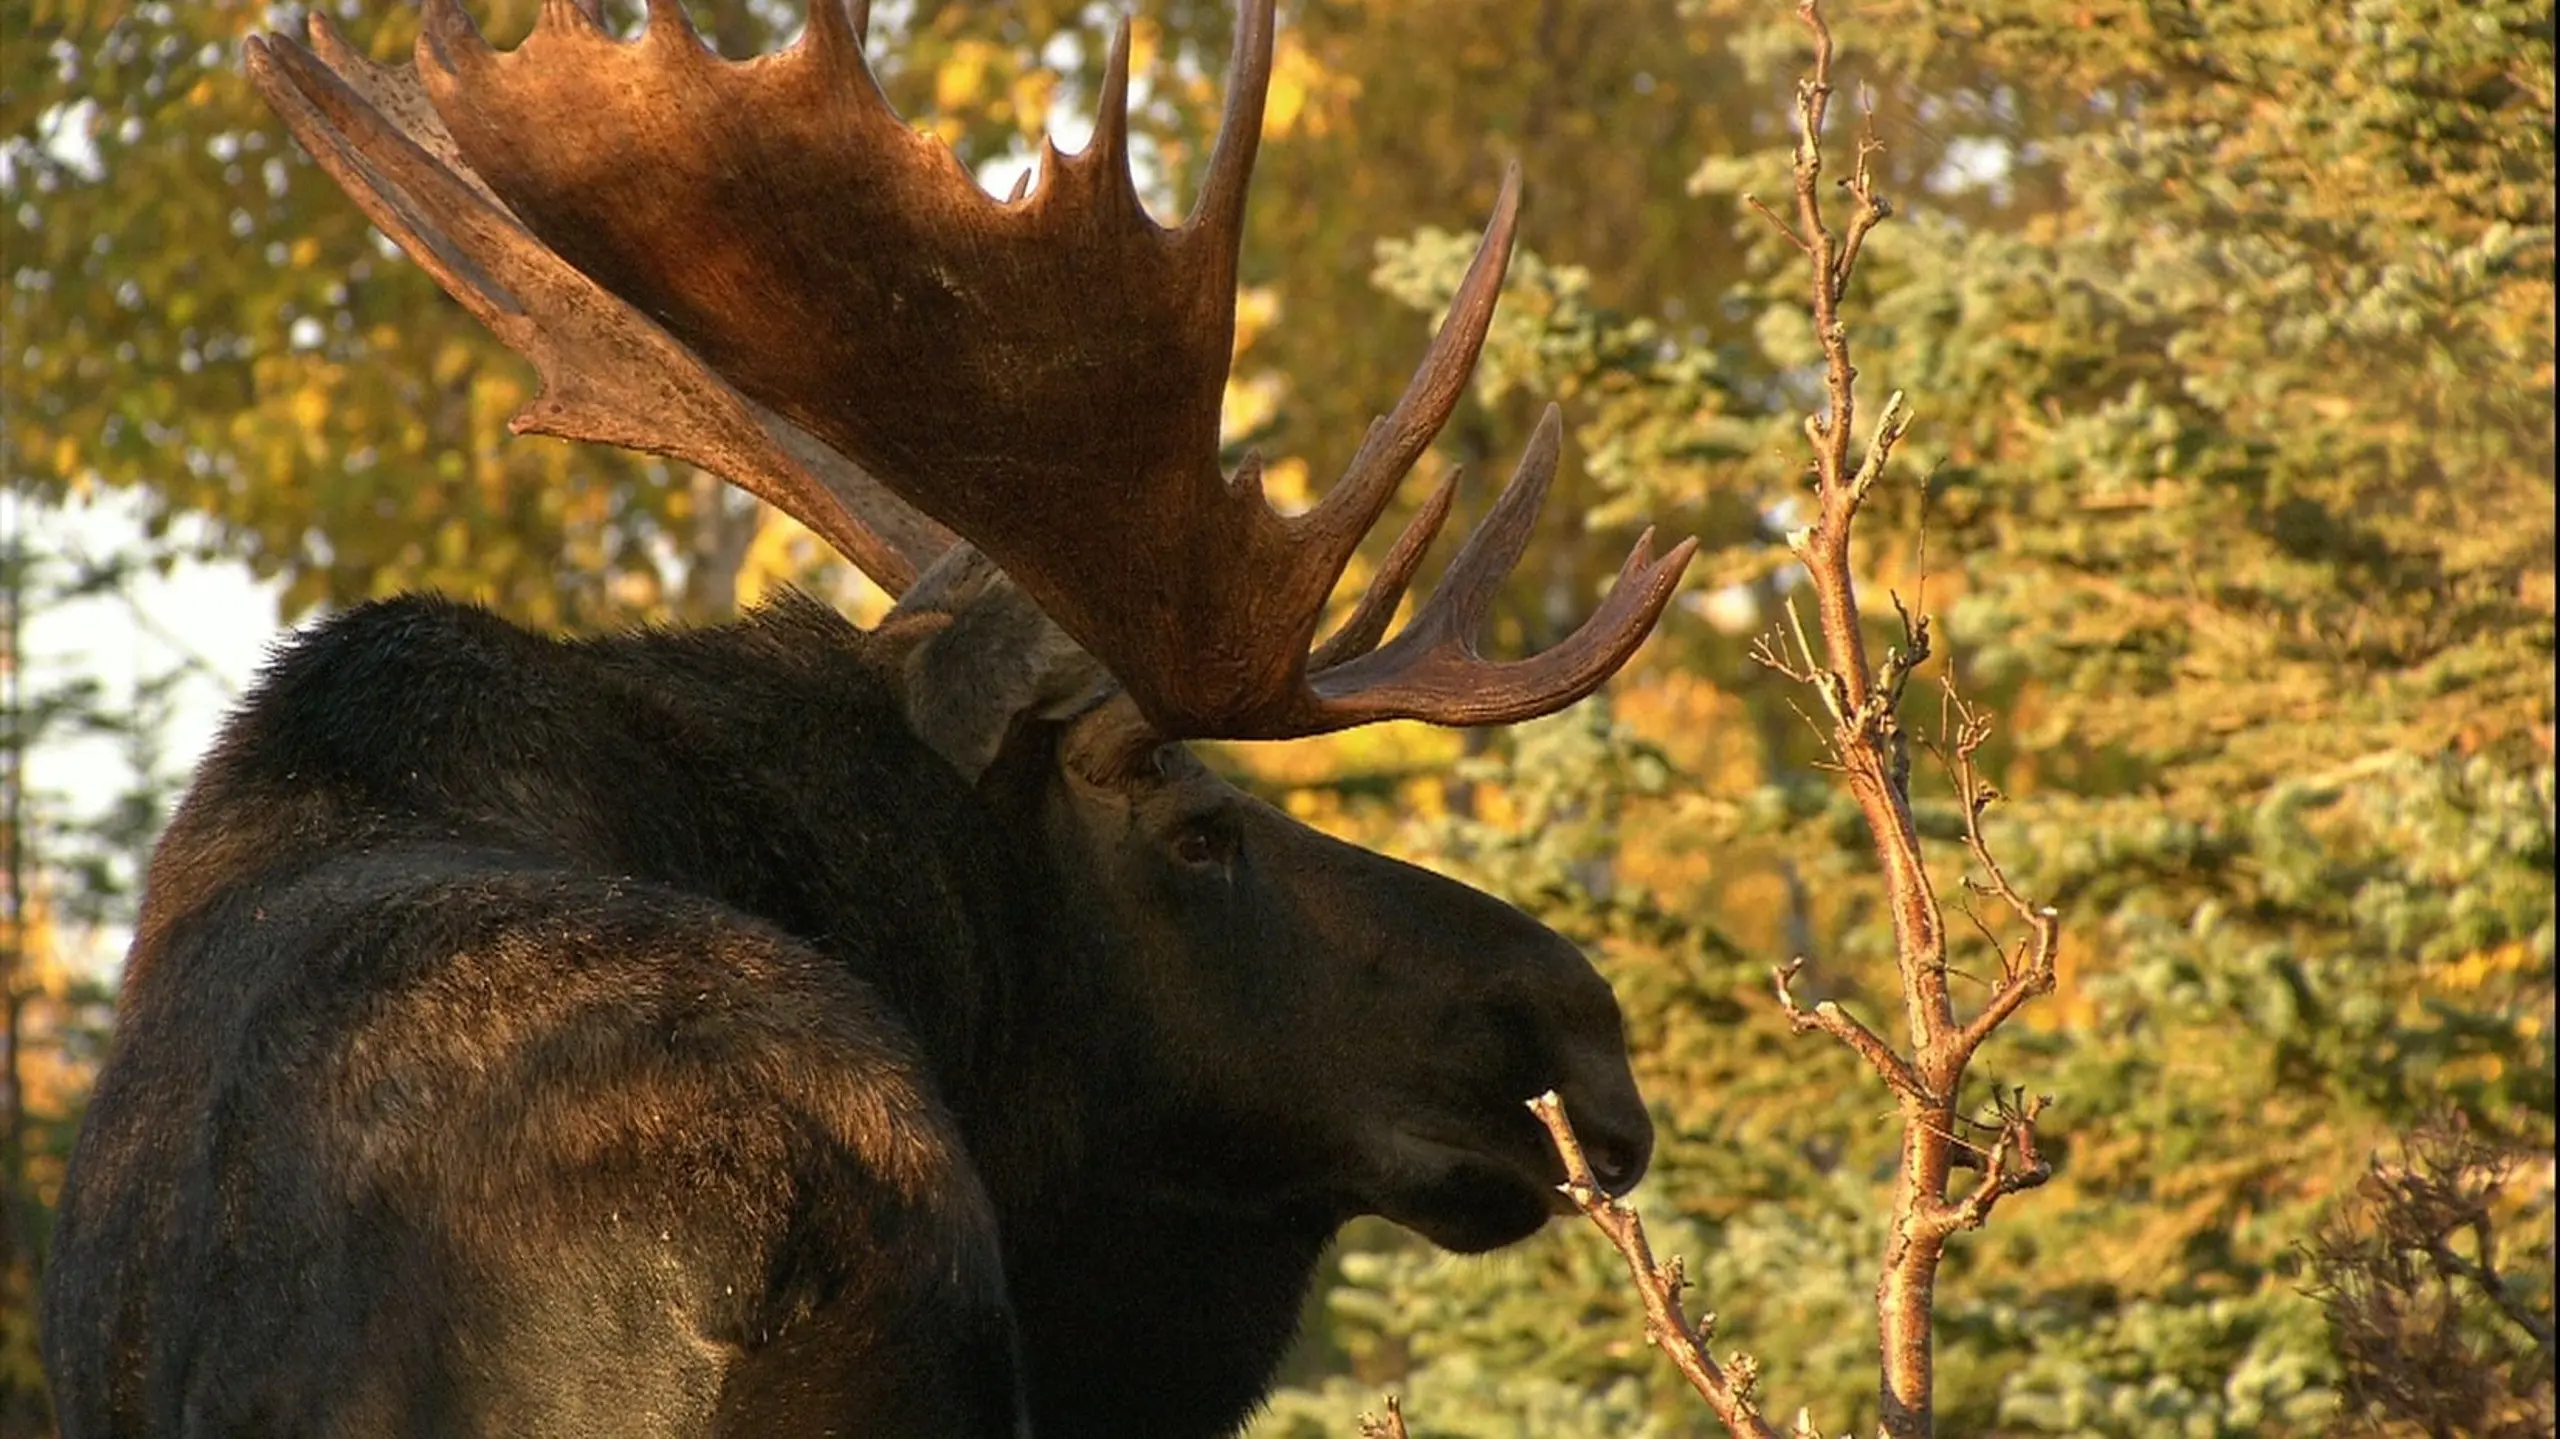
[41,0,1697,1433]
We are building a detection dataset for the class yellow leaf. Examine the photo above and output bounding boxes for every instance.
[935,40,994,113]
[735,505,812,611]
[2433,941,2535,994]
[1009,68,1058,138]
[1409,776,1447,820]
[1263,36,1351,140]
[1231,285,1280,355]
[1128,18,1162,85]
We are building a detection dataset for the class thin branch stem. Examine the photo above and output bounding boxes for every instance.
[1923,1092,2054,1239]
[1357,1395,1412,1439]
[1747,193,1814,253]
[1747,5,2065,1436]
[1833,127,1893,292]
[1552,7,2065,1437]
[1775,959,1923,1097]
[2436,1222,2558,1355]
[1530,1093,1781,1439]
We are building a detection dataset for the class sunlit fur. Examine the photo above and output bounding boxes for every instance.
[44,592,1650,1438]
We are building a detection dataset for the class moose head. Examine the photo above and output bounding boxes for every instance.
[41,4,1696,1436]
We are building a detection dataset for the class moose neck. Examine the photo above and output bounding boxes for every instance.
[932,727,1336,1436]
[916,930,1332,1437]
[637,608,1330,1434]
[1003,1181,1334,1436]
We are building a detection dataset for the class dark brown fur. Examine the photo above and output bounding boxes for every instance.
[44,592,1650,1437]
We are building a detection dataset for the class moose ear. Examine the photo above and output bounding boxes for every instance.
[885,547,1115,782]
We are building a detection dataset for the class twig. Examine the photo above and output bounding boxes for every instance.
[1749,629,1817,685]
[1550,6,2065,1436]
[1356,1395,1411,1439]
[1749,4,2066,1435]
[2433,1225,2558,1354]
[1746,193,1814,253]
[1926,1090,2054,1238]
[1848,390,1912,512]
[1785,594,1826,704]
[1773,959,1923,1098]
[1832,125,1892,293]
[1529,1092,1782,1439]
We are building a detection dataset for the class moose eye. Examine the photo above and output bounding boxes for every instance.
[1170,818,1237,871]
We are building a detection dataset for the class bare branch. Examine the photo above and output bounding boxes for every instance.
[1784,696,1843,757]
[1749,629,1819,685]
[1848,390,1913,510]
[1774,960,1924,1097]
[1869,617,1930,728]
[1955,896,2010,978]
[1833,124,1892,288]
[1357,1395,1411,1439]
[1529,1093,1783,1439]
[2313,1112,2558,1427]
[2430,1229,2558,1354]
[1926,686,2064,1063]
[1924,1091,2055,1238]
[1953,920,2057,1063]
[1746,193,1815,253]
[1784,595,1822,687]
[1945,696,2046,930]
[1742,7,2067,1436]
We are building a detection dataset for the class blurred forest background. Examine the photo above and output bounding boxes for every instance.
[3,0,2553,1433]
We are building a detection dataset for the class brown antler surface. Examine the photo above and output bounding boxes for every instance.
[256,0,1695,739]
[244,8,957,592]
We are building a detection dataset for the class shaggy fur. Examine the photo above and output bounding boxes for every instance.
[44,593,1651,1437]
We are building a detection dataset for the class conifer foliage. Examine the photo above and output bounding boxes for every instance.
[1256,0,2552,1430]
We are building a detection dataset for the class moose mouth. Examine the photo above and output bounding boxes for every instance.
[1368,1128,1596,1254]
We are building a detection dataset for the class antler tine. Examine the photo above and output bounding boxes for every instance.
[802,0,891,113]
[249,13,953,592]
[1293,192,1703,728]
[1312,535,1700,728]
[392,0,1309,736]
[640,0,697,44]
[1415,405,1570,645]
[1308,465,1461,670]
[1093,18,1136,185]
[1308,408,1700,728]
[1293,168,1523,587]
[1185,0,1275,264]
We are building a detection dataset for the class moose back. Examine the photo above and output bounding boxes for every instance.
[41,1,1692,1435]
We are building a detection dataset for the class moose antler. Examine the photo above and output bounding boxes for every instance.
[244,4,957,591]
[250,0,1695,740]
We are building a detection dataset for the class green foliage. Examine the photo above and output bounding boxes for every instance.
[1253,0,2554,1431]
[3,0,789,625]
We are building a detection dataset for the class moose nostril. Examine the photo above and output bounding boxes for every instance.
[1579,1128,1649,1196]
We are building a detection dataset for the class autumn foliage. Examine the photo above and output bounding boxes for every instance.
[5,0,2552,1432]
